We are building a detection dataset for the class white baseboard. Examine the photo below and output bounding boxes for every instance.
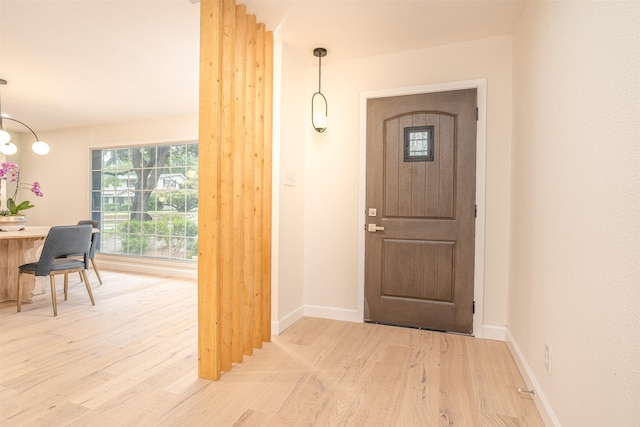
[273,309,511,342]
[505,328,561,427]
[272,304,361,335]
[480,324,507,341]
[304,304,362,323]
[96,254,197,280]
[271,306,304,335]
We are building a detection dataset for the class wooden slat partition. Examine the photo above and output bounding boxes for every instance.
[198,0,273,381]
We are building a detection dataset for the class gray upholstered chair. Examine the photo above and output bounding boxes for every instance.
[17,225,95,316]
[62,220,103,285]
[76,219,103,285]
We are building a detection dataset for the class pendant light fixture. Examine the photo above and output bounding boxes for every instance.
[0,79,50,156]
[311,47,328,133]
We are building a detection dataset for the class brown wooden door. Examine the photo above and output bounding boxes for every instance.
[364,89,477,334]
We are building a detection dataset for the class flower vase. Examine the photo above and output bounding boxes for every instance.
[0,215,27,231]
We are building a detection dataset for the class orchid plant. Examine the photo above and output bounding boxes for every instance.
[0,162,44,216]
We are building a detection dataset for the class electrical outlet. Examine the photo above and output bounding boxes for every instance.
[545,342,552,375]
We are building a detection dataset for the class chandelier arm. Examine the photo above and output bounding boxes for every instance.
[2,117,41,141]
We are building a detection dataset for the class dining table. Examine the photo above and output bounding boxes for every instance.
[0,226,51,303]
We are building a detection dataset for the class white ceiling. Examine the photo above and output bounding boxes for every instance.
[0,0,525,132]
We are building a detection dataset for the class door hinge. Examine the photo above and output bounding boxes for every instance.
[474,204,477,218]
[476,107,479,121]
[473,301,476,314]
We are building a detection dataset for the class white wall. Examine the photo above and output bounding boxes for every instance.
[510,1,640,425]
[273,42,307,330]
[285,35,514,328]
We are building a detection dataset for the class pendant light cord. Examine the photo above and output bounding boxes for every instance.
[318,54,322,93]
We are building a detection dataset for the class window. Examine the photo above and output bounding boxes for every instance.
[404,125,434,162]
[91,143,198,261]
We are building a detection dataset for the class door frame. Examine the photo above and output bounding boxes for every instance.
[357,79,487,337]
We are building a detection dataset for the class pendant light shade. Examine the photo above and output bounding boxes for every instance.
[0,79,50,156]
[0,128,10,145]
[0,140,17,155]
[32,140,50,155]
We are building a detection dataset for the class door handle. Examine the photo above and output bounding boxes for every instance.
[367,224,385,232]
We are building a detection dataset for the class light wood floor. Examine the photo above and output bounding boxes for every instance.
[0,270,543,426]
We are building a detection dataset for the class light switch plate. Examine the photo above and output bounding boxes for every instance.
[284,171,296,187]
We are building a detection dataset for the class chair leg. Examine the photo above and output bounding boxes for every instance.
[50,275,58,317]
[81,270,95,306]
[91,259,103,285]
[64,273,69,301]
[17,273,23,313]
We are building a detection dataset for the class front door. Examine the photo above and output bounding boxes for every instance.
[364,89,477,334]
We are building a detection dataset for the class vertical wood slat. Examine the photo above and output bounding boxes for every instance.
[198,0,223,381]
[252,24,265,349]
[261,31,273,342]
[233,4,247,362]
[198,0,273,380]
[243,15,256,354]
[220,0,236,373]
